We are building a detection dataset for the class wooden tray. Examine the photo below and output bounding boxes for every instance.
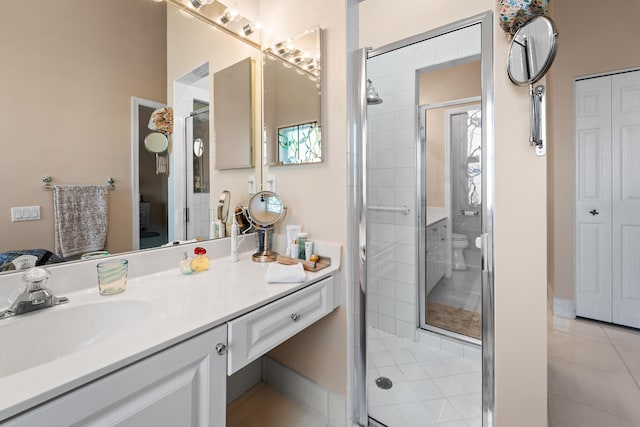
[276,254,331,272]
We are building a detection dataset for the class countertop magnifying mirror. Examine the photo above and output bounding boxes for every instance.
[263,26,323,166]
[245,191,286,262]
[507,16,558,86]
[217,190,231,231]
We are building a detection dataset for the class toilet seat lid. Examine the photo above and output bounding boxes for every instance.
[452,233,467,240]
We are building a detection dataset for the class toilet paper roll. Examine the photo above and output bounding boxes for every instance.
[462,210,477,216]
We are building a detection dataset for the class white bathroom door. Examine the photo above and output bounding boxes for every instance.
[575,76,613,323]
[611,70,640,328]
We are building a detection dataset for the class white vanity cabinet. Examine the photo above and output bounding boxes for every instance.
[426,219,447,295]
[5,325,228,427]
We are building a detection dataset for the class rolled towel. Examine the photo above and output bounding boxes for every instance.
[267,262,306,283]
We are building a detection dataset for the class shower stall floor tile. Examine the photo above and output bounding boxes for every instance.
[367,327,481,427]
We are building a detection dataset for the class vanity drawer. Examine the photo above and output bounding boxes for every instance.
[227,276,335,375]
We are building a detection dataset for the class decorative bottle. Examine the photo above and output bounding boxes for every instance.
[190,247,210,272]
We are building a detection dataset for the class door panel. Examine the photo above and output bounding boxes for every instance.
[612,70,640,328]
[575,76,613,322]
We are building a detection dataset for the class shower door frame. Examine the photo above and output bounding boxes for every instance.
[350,11,495,427]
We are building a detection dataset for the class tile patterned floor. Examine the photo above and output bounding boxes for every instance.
[228,311,640,427]
[227,383,327,427]
[548,314,640,427]
[367,327,482,427]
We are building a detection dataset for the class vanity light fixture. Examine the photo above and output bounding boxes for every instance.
[219,5,241,24]
[266,42,321,81]
[242,22,261,37]
[188,0,213,9]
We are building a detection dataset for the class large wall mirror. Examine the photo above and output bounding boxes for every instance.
[263,26,323,166]
[0,0,262,274]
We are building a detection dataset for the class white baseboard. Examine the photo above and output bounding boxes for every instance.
[552,297,576,319]
[263,357,347,427]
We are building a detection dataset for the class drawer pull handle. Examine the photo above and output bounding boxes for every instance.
[215,343,227,356]
[291,313,301,322]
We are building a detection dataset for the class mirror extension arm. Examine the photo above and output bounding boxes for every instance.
[529,84,546,156]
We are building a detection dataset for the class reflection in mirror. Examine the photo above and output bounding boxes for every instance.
[144,133,170,154]
[214,57,254,169]
[420,59,483,341]
[217,190,231,232]
[0,0,261,275]
[507,16,558,86]
[263,26,323,166]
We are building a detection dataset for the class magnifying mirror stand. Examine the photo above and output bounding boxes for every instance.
[529,83,546,156]
[252,227,278,262]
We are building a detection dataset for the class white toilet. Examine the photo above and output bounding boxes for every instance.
[451,233,469,270]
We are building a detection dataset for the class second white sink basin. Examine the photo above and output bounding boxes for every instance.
[0,300,153,378]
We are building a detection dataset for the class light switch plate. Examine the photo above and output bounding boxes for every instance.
[247,175,256,195]
[11,206,41,222]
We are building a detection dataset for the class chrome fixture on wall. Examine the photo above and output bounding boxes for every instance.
[365,79,383,105]
[507,16,558,157]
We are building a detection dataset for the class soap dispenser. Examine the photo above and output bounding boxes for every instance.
[179,252,194,274]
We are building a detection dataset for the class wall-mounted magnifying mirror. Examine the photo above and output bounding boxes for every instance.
[507,16,558,86]
[264,26,323,166]
[193,138,204,158]
[246,191,286,262]
[144,132,169,153]
[507,16,558,156]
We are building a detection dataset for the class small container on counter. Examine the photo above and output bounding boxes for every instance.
[297,232,308,260]
[190,247,210,272]
[290,240,299,259]
[304,241,314,261]
[179,252,194,274]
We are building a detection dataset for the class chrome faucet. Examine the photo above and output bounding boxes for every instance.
[0,267,68,319]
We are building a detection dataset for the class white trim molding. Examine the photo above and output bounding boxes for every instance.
[553,297,576,319]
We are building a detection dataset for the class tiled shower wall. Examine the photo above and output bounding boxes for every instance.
[366,24,481,340]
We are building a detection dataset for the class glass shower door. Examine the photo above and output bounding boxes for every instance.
[360,18,490,427]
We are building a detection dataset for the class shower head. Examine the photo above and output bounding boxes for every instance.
[366,79,383,105]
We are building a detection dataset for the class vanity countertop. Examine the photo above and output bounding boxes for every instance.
[0,252,340,421]
[426,213,447,227]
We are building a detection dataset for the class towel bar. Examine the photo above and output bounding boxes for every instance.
[42,176,115,190]
[368,205,411,215]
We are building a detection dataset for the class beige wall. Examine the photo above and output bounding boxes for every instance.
[260,0,348,395]
[420,61,482,207]
[548,0,640,301]
[0,0,167,255]
[361,2,548,426]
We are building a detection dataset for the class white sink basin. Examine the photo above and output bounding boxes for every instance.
[0,300,153,378]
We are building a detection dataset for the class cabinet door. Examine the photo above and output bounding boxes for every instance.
[575,76,613,323]
[612,70,640,328]
[6,325,228,427]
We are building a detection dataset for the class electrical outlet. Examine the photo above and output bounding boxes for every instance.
[11,206,41,222]
[265,175,276,193]
[247,175,256,195]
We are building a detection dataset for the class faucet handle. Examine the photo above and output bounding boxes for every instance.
[22,267,52,292]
